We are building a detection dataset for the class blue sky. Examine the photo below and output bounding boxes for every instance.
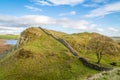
[0,0,120,36]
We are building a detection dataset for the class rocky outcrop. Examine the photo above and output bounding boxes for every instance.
[17,36,30,48]
[17,28,41,48]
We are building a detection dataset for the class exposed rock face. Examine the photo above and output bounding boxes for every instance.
[17,36,30,48]
[17,27,41,48]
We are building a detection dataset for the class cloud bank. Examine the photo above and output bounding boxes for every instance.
[0,15,98,34]
[85,2,120,18]
[0,15,119,35]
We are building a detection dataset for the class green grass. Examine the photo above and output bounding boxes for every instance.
[62,33,120,67]
[0,27,120,80]
[0,28,98,80]
[0,34,19,39]
[88,68,120,80]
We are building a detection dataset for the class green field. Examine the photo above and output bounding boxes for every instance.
[0,34,19,39]
[112,37,120,43]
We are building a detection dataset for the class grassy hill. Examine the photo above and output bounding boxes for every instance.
[62,32,120,66]
[0,27,120,80]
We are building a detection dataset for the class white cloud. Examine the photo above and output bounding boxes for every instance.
[0,26,25,30]
[0,15,99,34]
[85,2,120,18]
[70,11,76,15]
[0,26,26,34]
[108,27,119,32]
[59,11,76,16]
[35,0,52,6]
[82,4,98,7]
[24,5,42,12]
[82,0,108,8]
[55,18,96,30]
[96,28,104,32]
[34,0,84,6]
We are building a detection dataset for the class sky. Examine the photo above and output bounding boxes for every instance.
[0,0,120,36]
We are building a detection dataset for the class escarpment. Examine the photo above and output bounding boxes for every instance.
[38,27,114,71]
[1,27,120,80]
[17,27,42,48]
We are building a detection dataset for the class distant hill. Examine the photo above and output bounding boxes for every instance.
[112,37,120,43]
[0,34,19,39]
[0,27,120,80]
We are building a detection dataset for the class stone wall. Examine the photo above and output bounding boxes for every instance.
[39,27,79,56]
[39,27,113,71]
[79,57,113,71]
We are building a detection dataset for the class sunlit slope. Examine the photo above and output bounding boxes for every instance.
[63,32,120,66]
[0,27,97,80]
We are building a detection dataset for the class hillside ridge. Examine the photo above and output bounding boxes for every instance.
[39,27,79,56]
[0,27,120,80]
[39,27,113,71]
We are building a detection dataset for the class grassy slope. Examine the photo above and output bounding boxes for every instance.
[62,32,120,67]
[0,27,120,80]
[0,34,18,39]
[88,68,120,80]
[0,28,98,80]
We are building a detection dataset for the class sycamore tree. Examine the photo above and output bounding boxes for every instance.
[87,35,119,64]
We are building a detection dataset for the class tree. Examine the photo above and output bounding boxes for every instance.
[87,35,119,64]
